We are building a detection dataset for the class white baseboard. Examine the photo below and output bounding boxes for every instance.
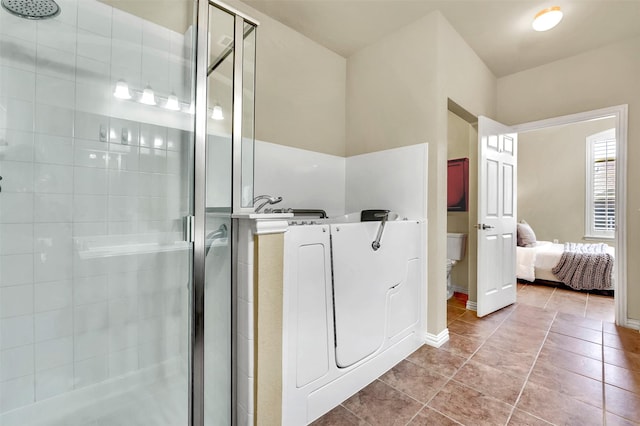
[466,300,477,311]
[623,318,640,330]
[451,285,468,295]
[424,329,449,348]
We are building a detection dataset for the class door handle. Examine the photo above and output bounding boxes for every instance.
[475,223,495,230]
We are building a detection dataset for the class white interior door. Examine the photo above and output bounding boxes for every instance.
[477,116,518,317]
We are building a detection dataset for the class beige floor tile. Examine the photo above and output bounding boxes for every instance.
[549,321,603,344]
[453,360,526,405]
[310,406,366,426]
[517,381,603,425]
[508,409,554,425]
[528,361,603,408]
[379,359,448,403]
[471,343,537,378]
[408,407,460,426]
[406,345,467,378]
[439,332,484,359]
[555,311,603,331]
[342,379,422,426]
[604,345,640,372]
[428,381,513,426]
[605,384,640,423]
[537,346,603,381]
[544,331,602,361]
[605,363,640,395]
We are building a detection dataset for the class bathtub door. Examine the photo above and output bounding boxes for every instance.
[331,221,420,368]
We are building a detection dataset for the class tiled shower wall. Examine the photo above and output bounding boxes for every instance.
[0,0,193,415]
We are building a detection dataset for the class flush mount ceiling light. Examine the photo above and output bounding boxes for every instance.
[113,79,131,100]
[211,103,224,120]
[532,6,563,31]
[140,84,156,105]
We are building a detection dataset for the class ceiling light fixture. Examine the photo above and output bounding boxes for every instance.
[211,103,224,120]
[140,84,156,105]
[113,79,131,99]
[532,6,563,32]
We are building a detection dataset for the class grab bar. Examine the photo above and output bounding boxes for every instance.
[291,209,327,218]
[371,212,389,251]
[263,208,328,218]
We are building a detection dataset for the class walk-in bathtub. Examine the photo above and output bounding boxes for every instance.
[282,214,426,425]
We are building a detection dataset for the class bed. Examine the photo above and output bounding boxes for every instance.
[516,240,614,290]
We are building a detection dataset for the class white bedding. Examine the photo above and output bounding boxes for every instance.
[516,241,614,284]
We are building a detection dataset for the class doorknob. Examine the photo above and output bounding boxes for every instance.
[475,223,495,230]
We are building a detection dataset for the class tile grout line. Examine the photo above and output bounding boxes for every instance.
[585,293,590,318]
[542,287,556,311]
[503,310,558,425]
[338,401,370,425]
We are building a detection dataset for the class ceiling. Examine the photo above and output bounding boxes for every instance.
[241,0,640,77]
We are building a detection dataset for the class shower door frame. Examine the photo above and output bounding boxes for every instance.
[192,1,259,425]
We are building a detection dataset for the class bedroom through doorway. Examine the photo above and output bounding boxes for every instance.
[515,116,616,323]
[446,102,628,328]
[513,105,628,327]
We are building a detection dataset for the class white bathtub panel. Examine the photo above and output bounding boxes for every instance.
[295,242,330,387]
[388,258,421,338]
[331,221,420,368]
[284,225,333,389]
[255,141,346,218]
[345,143,428,220]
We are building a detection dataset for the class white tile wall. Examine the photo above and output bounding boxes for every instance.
[34,280,72,312]
[0,285,33,318]
[0,314,34,349]
[35,336,73,371]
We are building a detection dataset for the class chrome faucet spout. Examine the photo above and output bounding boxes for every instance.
[253,195,283,213]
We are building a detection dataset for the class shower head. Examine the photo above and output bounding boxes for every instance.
[2,0,60,20]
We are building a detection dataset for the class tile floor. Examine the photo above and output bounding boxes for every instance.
[313,284,639,425]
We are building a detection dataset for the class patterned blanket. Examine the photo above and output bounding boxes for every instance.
[551,243,613,290]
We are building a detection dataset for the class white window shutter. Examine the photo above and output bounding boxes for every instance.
[586,128,616,239]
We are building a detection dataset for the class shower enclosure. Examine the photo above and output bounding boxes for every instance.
[0,0,257,424]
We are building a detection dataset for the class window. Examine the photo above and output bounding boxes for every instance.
[586,128,616,239]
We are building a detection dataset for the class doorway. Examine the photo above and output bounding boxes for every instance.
[513,105,628,326]
[446,103,628,326]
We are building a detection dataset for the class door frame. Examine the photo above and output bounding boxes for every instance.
[511,104,628,327]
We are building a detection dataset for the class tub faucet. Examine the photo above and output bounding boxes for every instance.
[253,195,283,213]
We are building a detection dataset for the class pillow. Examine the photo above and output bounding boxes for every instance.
[517,220,537,247]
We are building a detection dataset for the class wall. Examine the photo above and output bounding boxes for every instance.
[518,118,616,244]
[0,0,193,418]
[221,0,346,157]
[345,144,428,220]
[254,232,285,426]
[254,141,346,218]
[497,35,640,321]
[347,11,496,337]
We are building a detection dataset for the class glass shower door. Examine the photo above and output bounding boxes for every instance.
[0,1,196,425]
[202,5,234,425]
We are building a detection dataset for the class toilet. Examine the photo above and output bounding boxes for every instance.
[446,233,467,299]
